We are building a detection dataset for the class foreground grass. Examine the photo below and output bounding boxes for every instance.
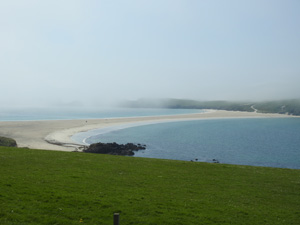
[0,147,299,225]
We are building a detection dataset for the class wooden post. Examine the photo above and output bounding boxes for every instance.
[113,213,120,225]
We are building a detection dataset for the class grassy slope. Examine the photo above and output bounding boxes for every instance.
[122,98,300,115]
[254,99,300,115]
[0,147,299,225]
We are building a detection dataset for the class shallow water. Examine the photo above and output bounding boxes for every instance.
[83,118,300,169]
[0,108,203,121]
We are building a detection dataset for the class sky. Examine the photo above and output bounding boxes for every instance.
[1,0,300,108]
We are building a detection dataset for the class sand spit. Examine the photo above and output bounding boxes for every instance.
[0,110,294,151]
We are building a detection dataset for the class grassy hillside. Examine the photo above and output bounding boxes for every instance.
[0,147,299,224]
[121,98,300,115]
[121,98,254,112]
[254,99,300,115]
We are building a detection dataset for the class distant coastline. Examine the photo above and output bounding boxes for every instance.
[121,98,300,115]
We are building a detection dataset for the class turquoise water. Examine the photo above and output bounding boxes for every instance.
[0,108,203,121]
[84,118,300,169]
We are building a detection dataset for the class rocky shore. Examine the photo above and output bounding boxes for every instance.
[83,142,146,156]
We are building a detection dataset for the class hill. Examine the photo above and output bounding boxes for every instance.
[120,98,300,115]
[0,147,299,224]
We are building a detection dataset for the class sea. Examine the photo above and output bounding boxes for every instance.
[1,108,300,169]
[0,108,201,121]
[77,117,300,169]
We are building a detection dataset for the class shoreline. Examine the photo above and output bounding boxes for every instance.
[0,110,296,151]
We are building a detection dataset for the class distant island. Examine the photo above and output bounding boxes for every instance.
[120,98,300,116]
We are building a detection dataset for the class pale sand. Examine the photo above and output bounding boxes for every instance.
[0,110,294,151]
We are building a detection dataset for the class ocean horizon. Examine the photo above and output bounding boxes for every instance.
[0,108,204,121]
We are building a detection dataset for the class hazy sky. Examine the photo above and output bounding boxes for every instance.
[1,0,300,107]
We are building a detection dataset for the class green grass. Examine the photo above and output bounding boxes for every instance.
[0,147,299,224]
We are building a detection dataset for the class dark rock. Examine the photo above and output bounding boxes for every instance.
[0,136,17,147]
[83,142,146,156]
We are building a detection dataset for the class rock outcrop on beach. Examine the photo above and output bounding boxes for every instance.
[83,142,146,156]
[0,136,17,147]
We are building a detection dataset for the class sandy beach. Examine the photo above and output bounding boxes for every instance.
[0,110,294,151]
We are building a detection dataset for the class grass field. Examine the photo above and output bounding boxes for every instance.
[0,147,299,224]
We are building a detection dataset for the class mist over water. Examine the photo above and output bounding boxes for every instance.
[1,1,300,107]
[0,107,203,121]
[1,1,300,170]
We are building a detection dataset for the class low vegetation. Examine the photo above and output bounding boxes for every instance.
[121,98,300,115]
[254,99,300,115]
[0,147,299,224]
[0,136,17,147]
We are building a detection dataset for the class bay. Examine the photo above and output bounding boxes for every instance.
[84,118,300,169]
